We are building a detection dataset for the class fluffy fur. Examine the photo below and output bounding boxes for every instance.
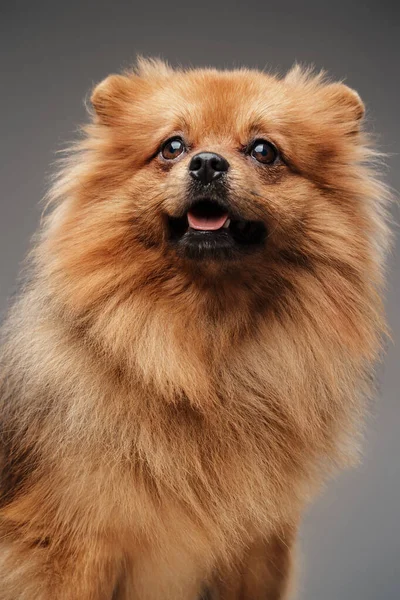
[0,58,390,599]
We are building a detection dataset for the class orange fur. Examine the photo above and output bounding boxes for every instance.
[0,58,390,599]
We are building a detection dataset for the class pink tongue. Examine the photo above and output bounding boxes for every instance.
[187,211,229,231]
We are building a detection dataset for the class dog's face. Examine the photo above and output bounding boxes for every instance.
[90,60,366,261]
[43,59,383,325]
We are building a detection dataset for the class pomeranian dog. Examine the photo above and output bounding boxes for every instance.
[0,58,389,599]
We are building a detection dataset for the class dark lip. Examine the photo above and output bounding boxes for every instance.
[166,197,267,260]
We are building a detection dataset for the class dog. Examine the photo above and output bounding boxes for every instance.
[0,58,390,599]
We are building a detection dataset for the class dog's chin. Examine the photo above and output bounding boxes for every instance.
[166,198,267,261]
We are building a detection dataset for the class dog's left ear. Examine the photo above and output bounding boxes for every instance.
[284,66,365,133]
[320,82,365,129]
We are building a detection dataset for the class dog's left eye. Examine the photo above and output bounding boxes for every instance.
[161,138,186,160]
[250,140,278,165]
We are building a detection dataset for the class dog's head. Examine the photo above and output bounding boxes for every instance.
[42,59,387,336]
[89,59,368,262]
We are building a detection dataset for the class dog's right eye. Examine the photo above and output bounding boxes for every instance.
[161,138,186,160]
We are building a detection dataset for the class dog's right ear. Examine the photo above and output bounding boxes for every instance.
[90,74,139,126]
[91,59,172,126]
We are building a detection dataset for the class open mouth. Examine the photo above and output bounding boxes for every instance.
[167,198,267,260]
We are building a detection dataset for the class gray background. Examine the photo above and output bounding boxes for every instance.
[0,1,398,598]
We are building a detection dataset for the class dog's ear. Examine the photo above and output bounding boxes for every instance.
[91,58,172,126]
[90,74,139,126]
[284,65,365,134]
[320,82,365,128]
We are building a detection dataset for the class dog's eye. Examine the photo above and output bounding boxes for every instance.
[161,138,186,160]
[250,140,278,165]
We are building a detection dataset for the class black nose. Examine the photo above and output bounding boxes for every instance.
[189,152,229,185]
